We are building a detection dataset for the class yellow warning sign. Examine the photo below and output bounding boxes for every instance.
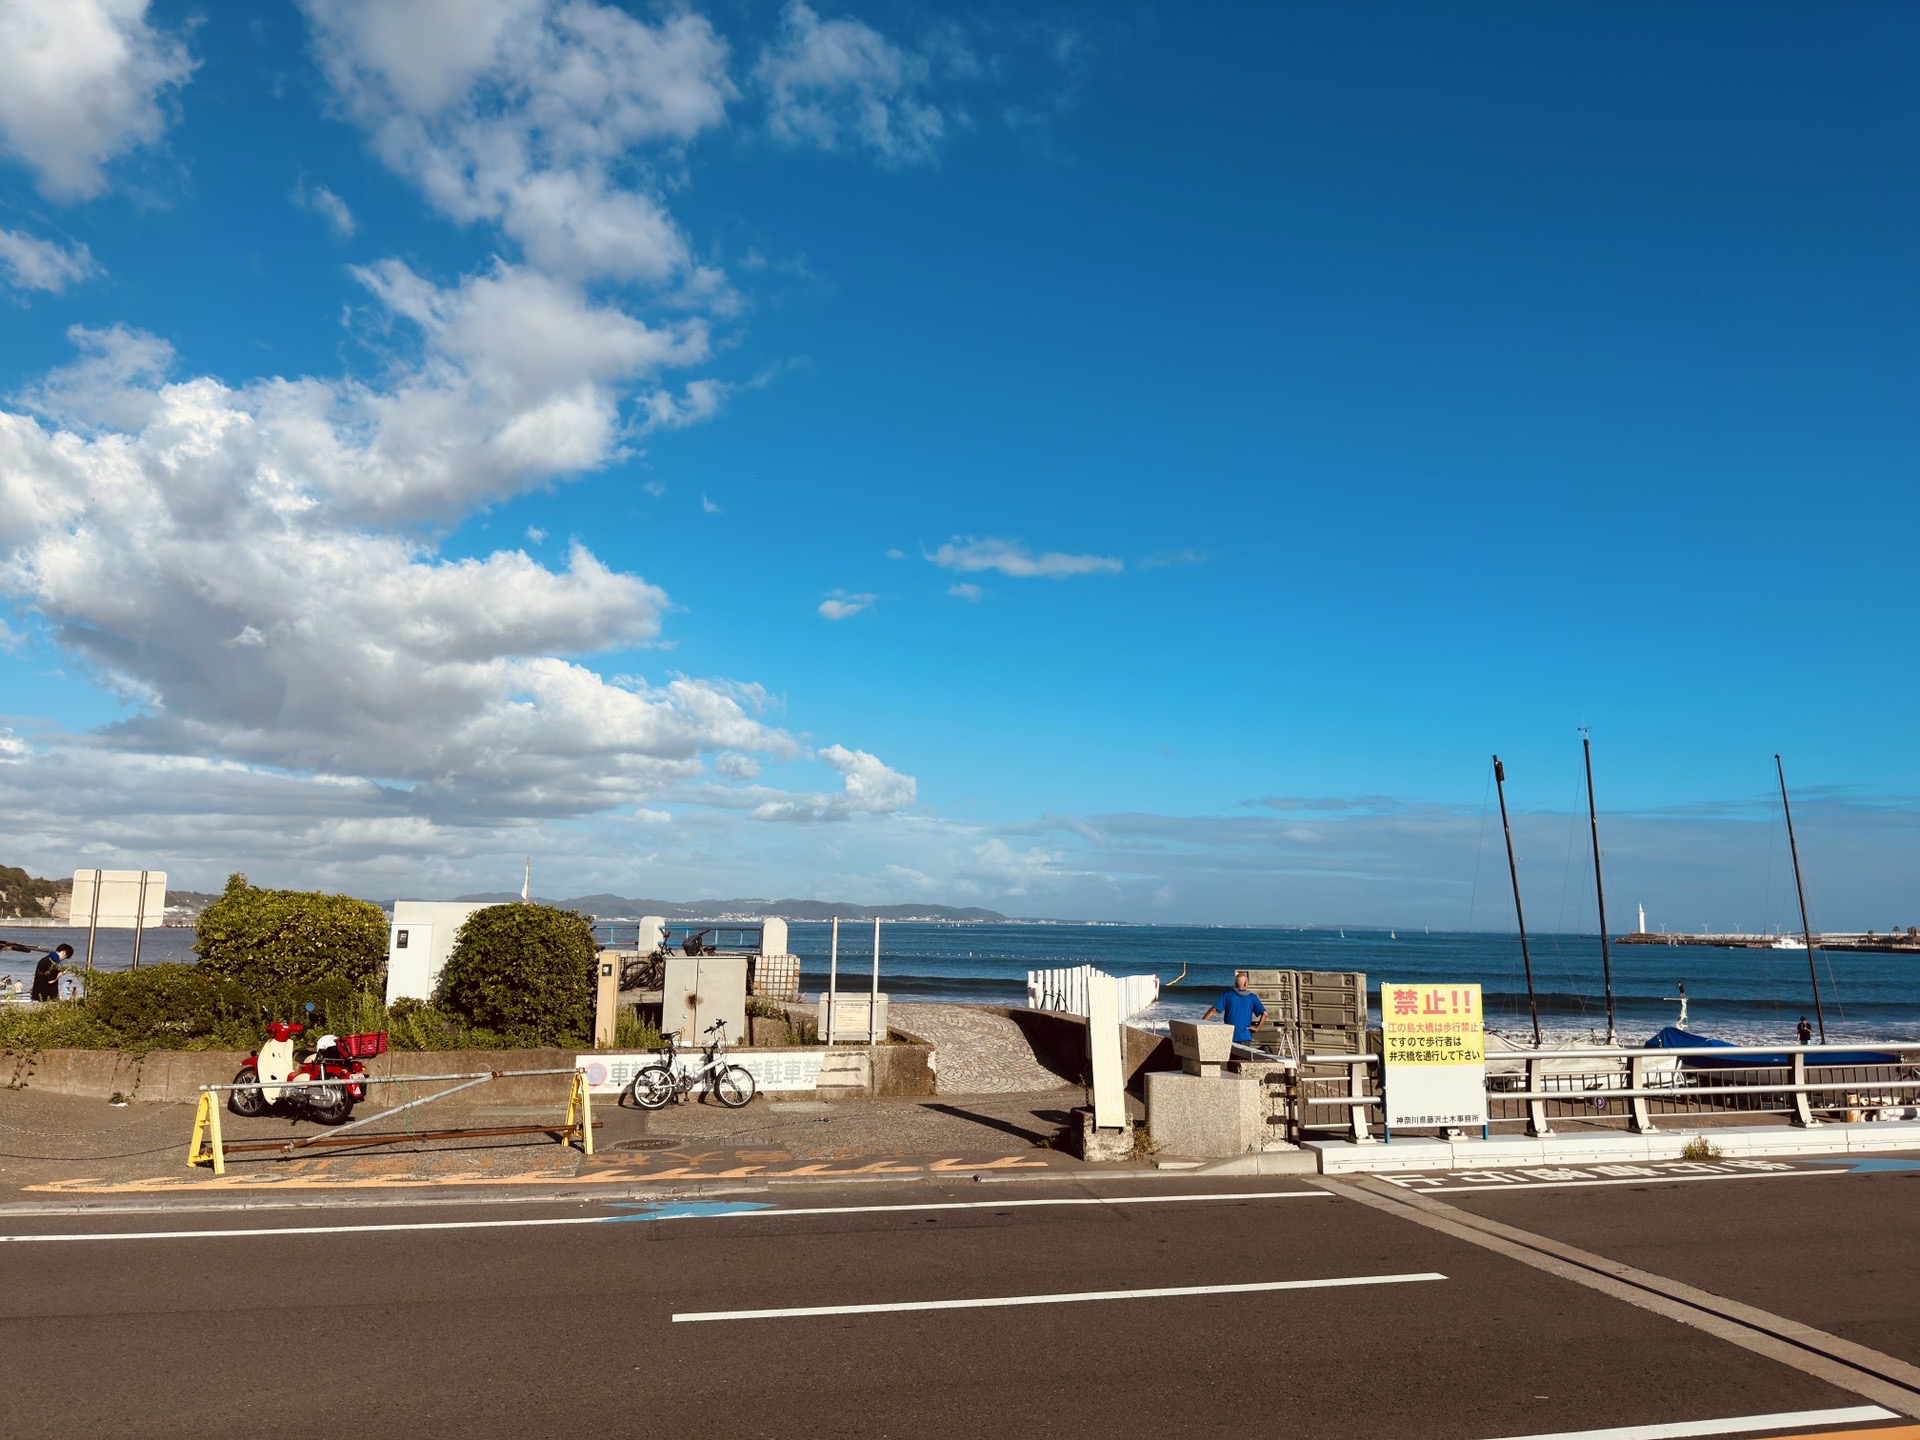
[1380,982,1487,1128]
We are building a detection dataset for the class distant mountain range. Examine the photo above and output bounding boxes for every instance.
[451,893,1013,923]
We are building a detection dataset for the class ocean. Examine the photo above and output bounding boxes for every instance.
[5,920,1913,1046]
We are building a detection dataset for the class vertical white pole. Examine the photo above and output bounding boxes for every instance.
[83,871,101,976]
[827,916,840,1045]
[131,871,149,970]
[869,917,881,1047]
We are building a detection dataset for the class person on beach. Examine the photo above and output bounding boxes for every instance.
[1796,1016,1813,1046]
[31,944,72,1002]
[1203,970,1267,1043]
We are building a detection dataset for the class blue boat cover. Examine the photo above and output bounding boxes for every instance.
[1644,1025,1898,1068]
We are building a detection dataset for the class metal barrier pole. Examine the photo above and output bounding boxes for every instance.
[1627,1053,1657,1134]
[1526,1055,1554,1138]
[281,1073,496,1151]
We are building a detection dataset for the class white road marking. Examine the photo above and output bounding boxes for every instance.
[0,1188,1331,1244]
[1484,1404,1899,1439]
[1378,1170,1847,1195]
[672,1270,1447,1323]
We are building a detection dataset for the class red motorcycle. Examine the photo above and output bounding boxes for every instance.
[228,1023,385,1125]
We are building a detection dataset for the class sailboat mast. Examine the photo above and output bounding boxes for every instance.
[1493,755,1542,1047]
[1581,732,1618,1045]
[1775,754,1827,1043]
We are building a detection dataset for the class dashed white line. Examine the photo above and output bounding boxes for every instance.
[1483,1403,1900,1439]
[0,1188,1331,1243]
[672,1271,1447,1323]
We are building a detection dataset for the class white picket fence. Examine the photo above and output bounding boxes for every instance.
[1026,964,1159,1023]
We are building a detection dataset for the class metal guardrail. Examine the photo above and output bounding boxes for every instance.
[187,1066,592,1175]
[1290,1042,1920,1144]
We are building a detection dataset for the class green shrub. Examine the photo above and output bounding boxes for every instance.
[0,999,116,1055]
[84,965,253,1049]
[196,872,387,990]
[433,903,594,1046]
[611,1009,662,1051]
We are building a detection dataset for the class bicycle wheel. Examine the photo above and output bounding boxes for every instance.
[627,1065,677,1110]
[713,1065,755,1108]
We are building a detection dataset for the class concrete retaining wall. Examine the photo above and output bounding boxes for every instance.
[993,1007,1175,1095]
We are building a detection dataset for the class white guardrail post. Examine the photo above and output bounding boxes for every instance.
[1791,1049,1818,1128]
[1525,1055,1553,1138]
[1627,1052,1657,1134]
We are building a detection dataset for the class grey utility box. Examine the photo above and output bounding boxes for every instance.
[662,955,748,1045]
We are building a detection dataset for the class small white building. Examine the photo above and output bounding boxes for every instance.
[385,901,498,1005]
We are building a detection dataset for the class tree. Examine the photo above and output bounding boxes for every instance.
[433,903,595,1045]
[196,873,387,990]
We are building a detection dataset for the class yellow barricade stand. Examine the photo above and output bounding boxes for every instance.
[187,1090,225,1175]
[563,1070,594,1156]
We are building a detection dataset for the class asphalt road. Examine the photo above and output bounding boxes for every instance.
[0,1171,1912,1440]
[1446,1163,1920,1368]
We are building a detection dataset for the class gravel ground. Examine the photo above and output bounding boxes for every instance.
[892,1003,1076,1094]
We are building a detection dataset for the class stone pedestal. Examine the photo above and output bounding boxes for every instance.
[1145,1071,1261,1158]
[1072,1106,1135,1162]
[1170,1020,1235,1078]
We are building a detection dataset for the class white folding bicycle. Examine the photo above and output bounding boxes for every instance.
[625,1019,756,1109]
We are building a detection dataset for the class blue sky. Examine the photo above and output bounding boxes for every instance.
[1,1,1915,926]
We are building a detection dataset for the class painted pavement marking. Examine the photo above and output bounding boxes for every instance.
[1483,1405,1903,1439]
[672,1270,1445,1323]
[1376,1158,1853,1194]
[22,1151,1056,1195]
[0,1187,1330,1243]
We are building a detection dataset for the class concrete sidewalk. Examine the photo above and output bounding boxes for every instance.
[0,1077,1111,1206]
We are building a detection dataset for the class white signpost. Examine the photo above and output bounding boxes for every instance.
[1379,981,1488,1133]
[71,869,167,971]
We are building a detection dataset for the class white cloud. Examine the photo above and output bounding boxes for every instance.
[884,547,904,560]
[702,494,722,515]
[714,752,760,781]
[0,306,792,819]
[755,1,945,166]
[639,378,727,432]
[305,0,734,284]
[817,590,875,620]
[746,744,917,821]
[525,526,547,544]
[946,582,982,601]
[928,536,1122,579]
[0,229,101,293]
[0,0,195,201]
[294,180,357,238]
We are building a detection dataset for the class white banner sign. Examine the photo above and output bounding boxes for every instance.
[574,1049,827,1096]
[1380,981,1489,1130]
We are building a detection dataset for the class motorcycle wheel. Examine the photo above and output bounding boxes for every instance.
[627,1065,676,1110]
[304,1082,354,1125]
[227,1066,268,1118]
[713,1065,755,1109]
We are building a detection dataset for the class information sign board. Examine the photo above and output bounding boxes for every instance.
[1380,981,1488,1130]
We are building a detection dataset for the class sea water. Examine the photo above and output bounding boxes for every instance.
[5,920,1912,1046]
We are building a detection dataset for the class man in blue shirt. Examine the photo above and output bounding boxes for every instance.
[1203,971,1267,1043]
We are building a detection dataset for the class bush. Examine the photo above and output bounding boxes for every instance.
[196,872,387,990]
[85,965,254,1049]
[433,903,595,1046]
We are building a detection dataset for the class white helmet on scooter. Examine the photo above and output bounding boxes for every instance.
[315,1033,340,1051]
